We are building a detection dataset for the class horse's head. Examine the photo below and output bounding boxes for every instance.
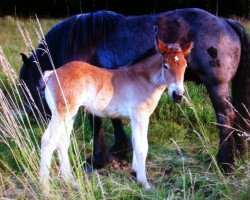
[156,38,193,103]
[19,53,50,118]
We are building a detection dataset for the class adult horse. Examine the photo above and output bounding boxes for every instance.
[19,8,250,172]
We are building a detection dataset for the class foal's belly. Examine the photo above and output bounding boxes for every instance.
[84,102,129,118]
[82,91,129,119]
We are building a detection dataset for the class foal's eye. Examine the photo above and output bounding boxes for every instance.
[163,63,169,70]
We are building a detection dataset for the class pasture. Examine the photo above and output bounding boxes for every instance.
[0,16,249,199]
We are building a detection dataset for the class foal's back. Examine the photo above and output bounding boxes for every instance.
[45,61,114,117]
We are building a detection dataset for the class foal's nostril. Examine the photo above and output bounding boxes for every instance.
[172,91,183,103]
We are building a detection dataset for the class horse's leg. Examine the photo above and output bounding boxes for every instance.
[232,74,250,157]
[233,128,248,157]
[206,83,236,172]
[130,114,150,190]
[40,116,65,192]
[56,117,76,186]
[110,119,132,159]
[87,113,109,170]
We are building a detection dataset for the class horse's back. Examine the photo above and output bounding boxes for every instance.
[158,8,241,84]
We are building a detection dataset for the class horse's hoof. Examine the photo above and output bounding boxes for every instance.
[85,162,93,175]
[86,156,106,172]
[216,152,235,174]
[217,158,234,173]
[131,171,137,180]
[219,163,235,174]
[110,138,132,159]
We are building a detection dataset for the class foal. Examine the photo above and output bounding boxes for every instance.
[40,38,192,191]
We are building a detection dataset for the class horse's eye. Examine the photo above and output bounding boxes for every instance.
[163,63,169,70]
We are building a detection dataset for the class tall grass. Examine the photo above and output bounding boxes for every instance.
[0,16,249,199]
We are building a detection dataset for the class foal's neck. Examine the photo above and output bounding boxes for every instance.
[126,53,165,87]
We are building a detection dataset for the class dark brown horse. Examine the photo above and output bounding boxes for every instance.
[19,8,250,172]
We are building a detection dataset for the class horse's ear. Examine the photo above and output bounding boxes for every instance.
[156,37,168,54]
[182,42,193,57]
[20,53,31,66]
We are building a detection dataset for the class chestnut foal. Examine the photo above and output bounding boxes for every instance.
[40,38,192,191]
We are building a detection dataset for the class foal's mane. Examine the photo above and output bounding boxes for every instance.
[127,53,162,79]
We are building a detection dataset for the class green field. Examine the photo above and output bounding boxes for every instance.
[0,16,249,199]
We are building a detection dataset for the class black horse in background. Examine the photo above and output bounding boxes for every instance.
[19,8,250,172]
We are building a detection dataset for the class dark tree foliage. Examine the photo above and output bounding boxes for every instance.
[0,0,249,18]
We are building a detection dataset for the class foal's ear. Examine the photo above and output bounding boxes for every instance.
[156,37,167,54]
[182,42,193,57]
[20,53,31,66]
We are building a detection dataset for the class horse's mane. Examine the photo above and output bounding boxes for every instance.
[40,10,124,68]
[67,10,123,61]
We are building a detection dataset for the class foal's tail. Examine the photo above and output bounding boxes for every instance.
[43,70,54,83]
[226,19,250,133]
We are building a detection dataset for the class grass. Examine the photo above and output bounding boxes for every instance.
[0,15,249,199]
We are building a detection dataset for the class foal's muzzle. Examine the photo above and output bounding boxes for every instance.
[172,91,184,103]
[168,83,184,103]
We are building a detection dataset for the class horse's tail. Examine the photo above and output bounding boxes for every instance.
[226,19,250,133]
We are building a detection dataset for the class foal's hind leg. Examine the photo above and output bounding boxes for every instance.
[40,117,65,192]
[110,119,132,159]
[56,117,76,185]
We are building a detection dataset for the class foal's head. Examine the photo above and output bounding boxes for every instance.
[156,38,193,103]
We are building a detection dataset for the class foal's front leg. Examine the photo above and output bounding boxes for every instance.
[130,114,150,190]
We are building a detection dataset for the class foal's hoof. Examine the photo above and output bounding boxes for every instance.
[61,178,79,191]
[144,183,151,191]
[139,181,151,191]
[131,172,151,191]
[40,179,50,195]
